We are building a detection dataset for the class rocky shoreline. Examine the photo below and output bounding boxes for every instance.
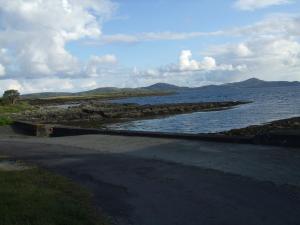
[14,101,248,126]
[220,117,300,137]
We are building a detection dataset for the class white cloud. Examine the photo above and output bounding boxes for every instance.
[234,0,293,10]
[85,54,118,77]
[0,3,299,92]
[178,50,245,72]
[179,50,198,71]
[0,0,116,78]
[195,14,300,81]
[0,73,143,94]
[85,14,300,46]
[236,43,253,57]
[134,17,300,85]
[203,36,300,81]
[0,78,75,94]
[204,43,253,58]
[0,80,22,93]
[179,50,216,71]
[132,50,248,87]
[80,80,98,89]
[89,31,223,44]
[228,14,300,37]
[0,64,5,76]
[89,54,118,64]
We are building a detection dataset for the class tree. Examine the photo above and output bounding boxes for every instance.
[2,89,20,105]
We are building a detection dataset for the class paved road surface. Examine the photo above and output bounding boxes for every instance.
[0,134,300,225]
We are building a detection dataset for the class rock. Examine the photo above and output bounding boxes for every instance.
[36,124,54,137]
[221,117,300,137]
[14,101,248,126]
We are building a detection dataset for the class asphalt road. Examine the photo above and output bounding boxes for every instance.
[0,134,300,225]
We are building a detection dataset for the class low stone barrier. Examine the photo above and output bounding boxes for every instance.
[12,121,53,137]
[11,121,36,136]
[11,121,300,147]
[52,126,252,144]
[254,129,300,147]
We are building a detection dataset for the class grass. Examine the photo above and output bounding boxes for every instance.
[42,91,170,100]
[0,116,13,126]
[0,101,33,126]
[26,91,173,105]
[0,167,110,225]
[0,101,32,114]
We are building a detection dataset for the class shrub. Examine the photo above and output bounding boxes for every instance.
[2,89,20,105]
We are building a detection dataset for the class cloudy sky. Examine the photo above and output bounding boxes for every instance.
[0,0,299,93]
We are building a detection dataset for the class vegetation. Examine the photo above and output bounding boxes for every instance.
[26,91,172,105]
[21,85,176,99]
[0,96,33,126]
[0,117,13,126]
[0,101,32,114]
[0,88,172,125]
[2,89,20,105]
[0,166,110,225]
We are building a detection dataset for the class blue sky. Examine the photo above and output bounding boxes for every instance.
[0,0,299,93]
[67,0,299,68]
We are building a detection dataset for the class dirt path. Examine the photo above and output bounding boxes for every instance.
[0,135,300,225]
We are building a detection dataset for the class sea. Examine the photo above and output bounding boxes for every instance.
[106,86,300,134]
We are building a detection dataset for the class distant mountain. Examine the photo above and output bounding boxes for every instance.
[21,85,172,99]
[21,78,300,99]
[143,83,187,91]
[22,83,185,99]
[225,78,300,88]
[22,92,72,99]
[76,86,174,96]
[77,87,131,95]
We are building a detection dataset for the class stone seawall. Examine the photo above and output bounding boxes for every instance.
[12,121,300,148]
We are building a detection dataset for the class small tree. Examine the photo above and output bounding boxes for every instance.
[2,89,20,105]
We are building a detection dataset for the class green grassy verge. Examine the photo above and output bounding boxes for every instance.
[0,167,110,225]
[0,116,13,126]
[0,101,32,114]
[0,101,33,126]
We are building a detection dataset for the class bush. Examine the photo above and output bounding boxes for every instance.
[2,90,20,105]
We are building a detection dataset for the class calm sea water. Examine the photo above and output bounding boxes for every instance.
[107,86,300,134]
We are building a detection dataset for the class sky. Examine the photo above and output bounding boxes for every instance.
[0,0,299,94]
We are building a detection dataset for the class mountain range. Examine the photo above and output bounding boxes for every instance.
[151,78,300,90]
[22,78,300,99]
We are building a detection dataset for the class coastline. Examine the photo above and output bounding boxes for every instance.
[4,116,299,148]
[13,101,248,126]
[2,95,299,147]
[220,116,300,137]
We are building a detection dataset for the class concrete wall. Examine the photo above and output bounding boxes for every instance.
[11,121,300,148]
[12,121,36,136]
